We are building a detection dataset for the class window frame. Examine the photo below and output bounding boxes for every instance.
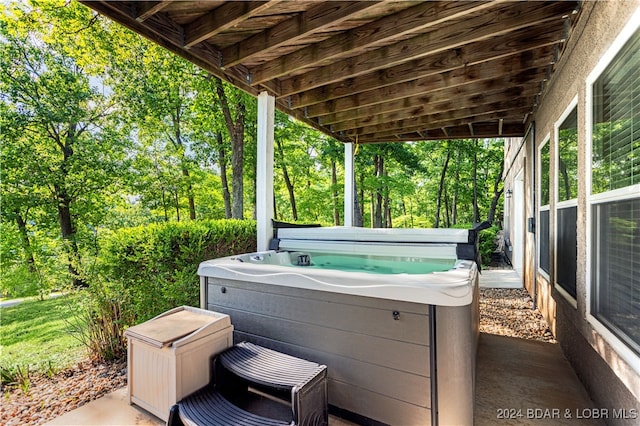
[537,135,551,279]
[554,97,579,306]
[585,9,640,374]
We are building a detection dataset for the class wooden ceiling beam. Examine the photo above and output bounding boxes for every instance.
[278,1,574,99]
[319,84,540,126]
[284,24,559,102]
[135,1,172,23]
[250,0,498,85]
[82,2,283,98]
[361,121,526,142]
[184,1,281,49]
[222,1,384,69]
[344,105,531,138]
[330,95,537,132]
[302,56,549,118]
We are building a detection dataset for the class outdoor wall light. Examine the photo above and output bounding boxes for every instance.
[506,189,513,198]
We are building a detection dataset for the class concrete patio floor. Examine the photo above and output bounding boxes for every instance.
[46,387,357,425]
[46,268,601,426]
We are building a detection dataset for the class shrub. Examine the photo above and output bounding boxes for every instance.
[478,225,501,267]
[77,219,256,360]
[451,222,500,267]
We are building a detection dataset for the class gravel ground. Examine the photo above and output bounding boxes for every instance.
[480,287,556,343]
[1,287,555,425]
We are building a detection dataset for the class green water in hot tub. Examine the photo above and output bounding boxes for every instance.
[299,252,456,275]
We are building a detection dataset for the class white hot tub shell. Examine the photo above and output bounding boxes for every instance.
[199,226,481,425]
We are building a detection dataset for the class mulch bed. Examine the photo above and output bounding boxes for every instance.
[1,359,126,425]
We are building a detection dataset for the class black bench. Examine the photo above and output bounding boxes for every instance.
[169,342,328,426]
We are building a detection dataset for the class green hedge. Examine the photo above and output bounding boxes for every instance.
[96,219,256,322]
[78,219,256,360]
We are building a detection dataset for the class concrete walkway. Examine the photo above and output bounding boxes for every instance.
[475,267,602,426]
[475,333,603,426]
[480,268,522,288]
[0,292,65,308]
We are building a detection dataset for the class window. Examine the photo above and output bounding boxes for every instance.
[589,27,640,356]
[538,139,550,275]
[556,103,578,299]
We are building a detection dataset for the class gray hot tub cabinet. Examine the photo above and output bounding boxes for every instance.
[199,273,479,426]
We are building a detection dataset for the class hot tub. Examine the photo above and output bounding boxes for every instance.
[199,226,482,425]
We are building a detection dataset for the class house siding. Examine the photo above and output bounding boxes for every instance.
[503,0,640,422]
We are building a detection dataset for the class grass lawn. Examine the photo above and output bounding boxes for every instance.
[0,293,87,378]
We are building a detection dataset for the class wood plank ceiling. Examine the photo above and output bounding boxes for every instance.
[80,1,581,143]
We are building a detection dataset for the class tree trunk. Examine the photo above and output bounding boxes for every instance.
[171,111,196,220]
[487,159,505,224]
[452,146,461,225]
[472,139,480,223]
[373,154,383,228]
[276,138,298,221]
[181,165,196,220]
[213,77,245,219]
[174,189,180,221]
[383,167,391,228]
[14,211,36,274]
[354,175,363,227]
[55,128,84,287]
[444,185,451,228]
[55,186,84,287]
[331,160,340,225]
[216,132,232,219]
[161,188,169,221]
[434,148,451,228]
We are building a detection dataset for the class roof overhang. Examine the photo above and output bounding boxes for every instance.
[80,1,581,143]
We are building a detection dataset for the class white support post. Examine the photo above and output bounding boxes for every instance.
[344,142,355,227]
[256,91,275,251]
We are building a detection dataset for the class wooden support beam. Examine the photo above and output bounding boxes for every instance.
[330,96,536,132]
[362,121,526,142]
[302,60,549,118]
[283,25,559,102]
[319,84,538,127]
[136,1,172,22]
[319,85,540,127]
[278,1,574,99]
[184,2,281,49]
[358,120,525,143]
[345,106,530,139]
[222,1,383,68]
[250,0,498,85]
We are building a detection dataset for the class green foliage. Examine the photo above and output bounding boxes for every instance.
[0,294,86,389]
[97,219,256,319]
[70,219,255,360]
[68,280,135,362]
[0,222,68,298]
[449,222,500,267]
[479,225,501,267]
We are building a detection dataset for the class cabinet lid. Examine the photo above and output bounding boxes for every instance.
[125,307,230,348]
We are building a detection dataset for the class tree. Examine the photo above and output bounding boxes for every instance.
[1,2,130,286]
[434,143,452,228]
[212,76,247,219]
